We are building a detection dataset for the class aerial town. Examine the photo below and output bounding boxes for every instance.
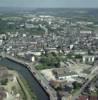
[0,8,98,100]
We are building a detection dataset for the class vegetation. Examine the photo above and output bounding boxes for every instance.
[66,53,83,62]
[27,27,45,35]
[35,64,48,70]
[72,81,82,90]
[0,78,8,85]
[36,52,63,70]
[18,75,37,100]
[75,54,82,59]
[40,53,60,67]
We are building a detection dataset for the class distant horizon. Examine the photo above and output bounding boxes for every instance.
[0,0,98,8]
[0,6,98,9]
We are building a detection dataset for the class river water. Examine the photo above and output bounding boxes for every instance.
[0,58,49,100]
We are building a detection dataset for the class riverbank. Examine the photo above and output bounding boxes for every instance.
[17,73,37,100]
[0,68,36,100]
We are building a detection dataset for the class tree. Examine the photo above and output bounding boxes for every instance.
[0,78,8,85]
[72,81,81,90]
[39,53,60,68]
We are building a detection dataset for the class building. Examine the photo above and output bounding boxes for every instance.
[82,55,95,63]
[26,51,42,56]
[52,68,78,82]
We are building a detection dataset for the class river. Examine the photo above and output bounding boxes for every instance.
[0,58,50,100]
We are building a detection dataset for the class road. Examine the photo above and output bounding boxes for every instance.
[72,66,98,100]
[28,63,57,100]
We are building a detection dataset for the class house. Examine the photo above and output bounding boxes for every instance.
[78,96,88,100]
[24,53,35,62]
[44,48,58,53]
[26,51,42,56]
[74,50,87,55]
[52,68,78,82]
[78,96,98,100]
[80,30,92,37]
